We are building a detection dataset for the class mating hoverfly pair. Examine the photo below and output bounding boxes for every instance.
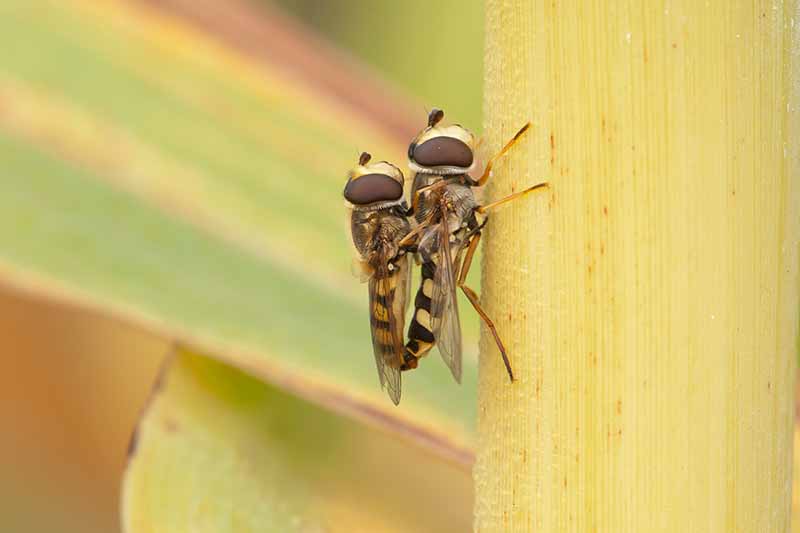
[344,109,547,404]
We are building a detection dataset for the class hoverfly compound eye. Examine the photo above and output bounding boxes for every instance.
[344,173,403,204]
[412,137,474,168]
[344,159,404,205]
[409,109,476,169]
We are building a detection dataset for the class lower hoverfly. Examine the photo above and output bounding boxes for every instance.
[401,109,548,383]
[344,152,412,405]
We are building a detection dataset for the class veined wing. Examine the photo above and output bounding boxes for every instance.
[350,257,371,283]
[367,254,409,405]
[429,202,463,383]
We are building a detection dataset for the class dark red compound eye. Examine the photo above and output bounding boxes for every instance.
[344,173,403,205]
[412,137,473,168]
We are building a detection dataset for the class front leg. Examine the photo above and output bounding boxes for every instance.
[397,220,431,250]
[406,178,451,217]
[473,122,532,186]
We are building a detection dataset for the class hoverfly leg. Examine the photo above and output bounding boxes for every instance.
[475,122,532,186]
[409,178,451,215]
[397,221,428,249]
[456,230,515,382]
[476,182,549,214]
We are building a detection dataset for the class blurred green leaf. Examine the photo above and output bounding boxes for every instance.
[0,0,478,457]
[272,0,485,130]
[123,349,473,533]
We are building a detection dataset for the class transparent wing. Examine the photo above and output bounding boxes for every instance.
[351,257,371,283]
[346,207,372,283]
[368,258,408,405]
[397,252,412,317]
[429,206,463,383]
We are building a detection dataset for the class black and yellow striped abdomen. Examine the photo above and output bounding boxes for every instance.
[402,261,436,369]
[369,269,400,352]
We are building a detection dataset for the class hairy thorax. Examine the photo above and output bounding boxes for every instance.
[350,207,410,269]
[412,174,476,223]
[412,174,477,262]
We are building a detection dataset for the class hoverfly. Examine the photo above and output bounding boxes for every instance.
[401,109,547,383]
[344,152,412,405]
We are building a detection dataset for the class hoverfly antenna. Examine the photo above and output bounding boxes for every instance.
[428,108,444,127]
[359,152,372,166]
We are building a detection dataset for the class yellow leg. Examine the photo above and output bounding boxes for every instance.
[458,231,514,382]
[409,178,451,215]
[476,182,549,214]
[475,122,532,186]
[398,220,430,249]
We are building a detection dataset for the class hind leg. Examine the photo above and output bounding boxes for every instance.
[457,231,514,382]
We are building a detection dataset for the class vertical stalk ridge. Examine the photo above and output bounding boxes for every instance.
[476,2,799,531]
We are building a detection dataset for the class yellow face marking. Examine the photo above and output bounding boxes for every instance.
[416,308,432,330]
[422,279,434,298]
[349,160,404,185]
[414,124,475,148]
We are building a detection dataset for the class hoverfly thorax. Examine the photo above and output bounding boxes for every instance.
[407,108,477,176]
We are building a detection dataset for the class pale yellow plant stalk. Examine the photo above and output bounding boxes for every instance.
[476,1,800,531]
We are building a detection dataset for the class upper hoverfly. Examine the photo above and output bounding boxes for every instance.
[401,109,547,383]
[344,152,412,405]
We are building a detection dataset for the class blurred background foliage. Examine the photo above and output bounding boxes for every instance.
[272,0,484,129]
[0,0,482,531]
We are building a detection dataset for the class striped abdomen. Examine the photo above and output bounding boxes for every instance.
[402,261,436,369]
[369,270,401,353]
[368,251,410,380]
